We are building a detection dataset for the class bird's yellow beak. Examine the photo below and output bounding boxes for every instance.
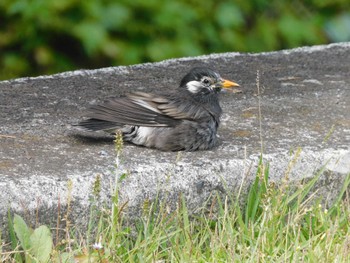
[222,79,240,89]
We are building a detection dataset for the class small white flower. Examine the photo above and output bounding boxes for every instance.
[92,242,103,250]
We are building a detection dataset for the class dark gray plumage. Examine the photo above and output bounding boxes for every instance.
[78,67,240,151]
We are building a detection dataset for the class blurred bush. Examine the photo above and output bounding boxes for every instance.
[0,0,349,80]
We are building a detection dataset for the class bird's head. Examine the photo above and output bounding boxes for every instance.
[180,67,240,95]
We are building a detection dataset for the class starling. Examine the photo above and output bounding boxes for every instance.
[78,67,240,151]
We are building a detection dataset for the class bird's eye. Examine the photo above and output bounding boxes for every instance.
[202,78,210,84]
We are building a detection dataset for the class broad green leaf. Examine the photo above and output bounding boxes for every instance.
[7,211,18,251]
[13,214,31,251]
[30,225,53,263]
[7,211,24,262]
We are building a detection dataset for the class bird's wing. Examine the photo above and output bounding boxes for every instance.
[82,92,195,128]
[127,92,191,120]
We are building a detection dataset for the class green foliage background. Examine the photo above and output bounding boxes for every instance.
[1,0,349,80]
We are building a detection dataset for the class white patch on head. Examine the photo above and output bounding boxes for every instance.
[186,80,203,93]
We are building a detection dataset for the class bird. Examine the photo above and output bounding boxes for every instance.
[78,67,240,151]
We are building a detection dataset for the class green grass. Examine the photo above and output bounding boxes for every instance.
[2,157,350,262]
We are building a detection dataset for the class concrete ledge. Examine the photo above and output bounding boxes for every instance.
[1,43,350,230]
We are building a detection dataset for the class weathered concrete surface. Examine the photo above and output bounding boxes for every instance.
[1,43,350,230]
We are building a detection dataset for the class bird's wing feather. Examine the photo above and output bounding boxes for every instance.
[128,92,193,120]
[83,92,196,128]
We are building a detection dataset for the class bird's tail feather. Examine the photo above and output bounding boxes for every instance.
[78,118,120,131]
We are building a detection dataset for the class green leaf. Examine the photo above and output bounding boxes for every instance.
[245,157,269,225]
[255,16,279,51]
[7,211,18,250]
[216,2,244,28]
[287,166,324,211]
[325,13,350,42]
[55,252,75,263]
[7,211,24,262]
[13,214,32,251]
[30,225,53,263]
[245,173,260,224]
[72,22,108,55]
[102,3,131,29]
